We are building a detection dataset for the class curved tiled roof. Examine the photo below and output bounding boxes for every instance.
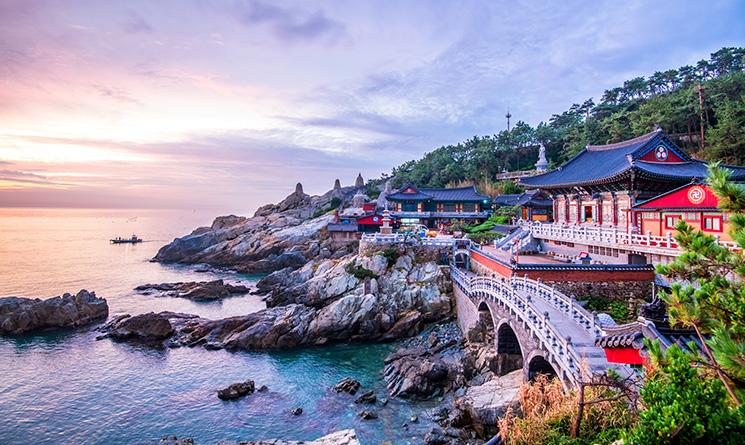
[387,185,489,202]
[520,130,745,189]
[494,190,552,207]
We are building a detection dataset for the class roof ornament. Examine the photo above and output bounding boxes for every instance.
[535,144,548,172]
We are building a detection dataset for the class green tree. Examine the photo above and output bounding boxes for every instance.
[626,342,745,444]
[656,165,745,404]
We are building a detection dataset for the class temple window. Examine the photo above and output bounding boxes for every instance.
[703,215,722,232]
[664,214,682,229]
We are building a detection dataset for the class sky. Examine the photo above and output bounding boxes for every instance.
[1,0,744,213]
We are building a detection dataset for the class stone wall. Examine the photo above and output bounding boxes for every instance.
[542,279,653,301]
[453,284,479,335]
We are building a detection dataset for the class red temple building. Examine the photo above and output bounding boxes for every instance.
[520,129,745,263]
[629,182,733,242]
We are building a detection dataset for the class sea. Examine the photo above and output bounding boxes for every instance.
[0,208,438,445]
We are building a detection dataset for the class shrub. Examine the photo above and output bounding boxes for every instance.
[379,247,400,268]
[311,197,343,219]
[467,231,503,244]
[583,297,632,323]
[499,375,632,445]
[625,342,745,445]
[344,262,378,280]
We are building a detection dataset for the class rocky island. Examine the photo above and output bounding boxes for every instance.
[0,290,109,334]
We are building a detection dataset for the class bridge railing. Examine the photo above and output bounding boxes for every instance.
[451,265,587,385]
[511,274,602,338]
[530,222,740,253]
[465,246,602,338]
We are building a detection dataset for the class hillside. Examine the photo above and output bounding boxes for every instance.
[380,46,745,191]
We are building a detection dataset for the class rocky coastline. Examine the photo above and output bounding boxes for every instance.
[99,246,453,350]
[3,182,520,444]
[0,290,109,334]
[141,182,520,442]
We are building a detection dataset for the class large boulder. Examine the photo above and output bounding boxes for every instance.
[0,290,108,334]
[383,322,465,399]
[217,380,255,400]
[454,370,523,437]
[100,312,194,342]
[134,280,251,301]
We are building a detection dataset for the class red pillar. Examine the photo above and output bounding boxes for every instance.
[612,196,618,226]
[564,196,570,224]
[576,198,582,223]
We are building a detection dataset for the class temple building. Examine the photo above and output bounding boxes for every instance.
[521,129,745,230]
[386,184,491,228]
[629,182,735,243]
[519,129,745,264]
[493,190,553,222]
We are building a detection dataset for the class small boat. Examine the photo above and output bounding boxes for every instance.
[110,234,143,244]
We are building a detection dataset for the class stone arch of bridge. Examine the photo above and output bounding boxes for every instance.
[526,353,559,382]
[473,291,542,378]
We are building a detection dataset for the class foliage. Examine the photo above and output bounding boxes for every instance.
[447,178,515,198]
[497,180,524,195]
[496,205,521,218]
[499,375,632,445]
[344,262,378,280]
[656,164,745,402]
[379,247,400,268]
[467,231,502,244]
[382,47,745,187]
[624,342,745,444]
[583,297,632,323]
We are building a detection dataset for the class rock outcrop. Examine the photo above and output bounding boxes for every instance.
[100,248,453,351]
[134,280,251,301]
[0,290,109,334]
[333,377,361,394]
[454,370,522,437]
[98,312,197,343]
[383,322,465,398]
[134,429,361,445]
[153,185,358,274]
[217,380,255,400]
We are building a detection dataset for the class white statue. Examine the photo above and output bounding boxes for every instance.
[535,144,548,172]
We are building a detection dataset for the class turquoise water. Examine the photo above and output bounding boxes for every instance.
[0,209,437,444]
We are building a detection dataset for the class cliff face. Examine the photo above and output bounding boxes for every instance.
[153,185,357,273]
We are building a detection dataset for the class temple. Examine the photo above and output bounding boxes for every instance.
[493,190,553,222]
[386,184,491,228]
[520,129,745,263]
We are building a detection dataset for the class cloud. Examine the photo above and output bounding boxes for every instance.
[122,12,153,34]
[231,0,347,43]
[91,84,143,106]
[0,169,56,186]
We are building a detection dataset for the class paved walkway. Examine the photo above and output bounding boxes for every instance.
[480,245,570,265]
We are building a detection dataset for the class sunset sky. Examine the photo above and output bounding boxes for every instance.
[1,0,744,213]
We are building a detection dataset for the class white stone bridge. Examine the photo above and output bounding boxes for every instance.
[450,264,627,389]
